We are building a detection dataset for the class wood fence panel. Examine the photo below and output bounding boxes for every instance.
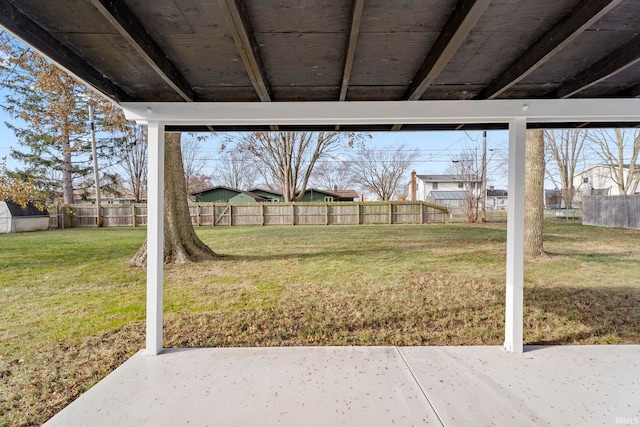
[264,204,292,225]
[393,203,421,224]
[70,206,98,227]
[360,203,390,224]
[583,195,640,229]
[64,202,446,227]
[328,204,359,225]
[103,206,137,227]
[232,205,263,225]
[295,205,326,225]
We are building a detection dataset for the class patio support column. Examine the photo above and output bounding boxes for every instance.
[504,117,526,353]
[146,121,165,355]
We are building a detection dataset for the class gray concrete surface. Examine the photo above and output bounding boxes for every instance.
[44,346,640,426]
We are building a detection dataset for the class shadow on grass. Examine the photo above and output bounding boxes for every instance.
[523,285,640,345]
[544,251,636,263]
[224,248,390,262]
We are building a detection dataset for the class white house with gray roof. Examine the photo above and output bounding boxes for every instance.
[409,172,481,202]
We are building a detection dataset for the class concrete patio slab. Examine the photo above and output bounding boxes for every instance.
[44,346,640,426]
[399,346,640,426]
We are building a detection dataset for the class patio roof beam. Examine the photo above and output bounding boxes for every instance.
[339,0,365,101]
[553,36,640,99]
[405,0,491,101]
[0,1,131,102]
[122,99,640,126]
[219,0,272,102]
[89,0,196,102]
[477,0,623,100]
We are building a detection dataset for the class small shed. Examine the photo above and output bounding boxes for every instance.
[0,199,49,233]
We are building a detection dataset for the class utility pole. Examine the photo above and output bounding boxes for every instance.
[89,104,102,227]
[481,130,487,222]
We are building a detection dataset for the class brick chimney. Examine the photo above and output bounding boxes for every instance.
[410,170,417,201]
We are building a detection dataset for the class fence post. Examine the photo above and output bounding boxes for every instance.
[132,205,136,227]
[388,202,393,224]
[325,204,329,225]
[211,203,215,226]
[357,203,361,225]
[291,203,296,225]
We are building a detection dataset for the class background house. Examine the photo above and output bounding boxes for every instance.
[191,186,268,203]
[192,187,359,203]
[573,165,640,205]
[409,172,481,202]
[74,189,146,205]
[486,188,508,210]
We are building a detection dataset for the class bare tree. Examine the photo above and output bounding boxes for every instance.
[228,132,358,201]
[118,126,148,203]
[212,150,259,190]
[447,144,482,222]
[587,128,640,195]
[181,134,207,194]
[544,129,588,207]
[309,158,354,191]
[524,130,545,258]
[350,144,417,201]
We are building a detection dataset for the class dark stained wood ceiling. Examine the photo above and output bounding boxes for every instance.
[1,0,639,129]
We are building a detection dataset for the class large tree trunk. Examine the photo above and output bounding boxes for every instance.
[131,132,220,267]
[524,129,545,259]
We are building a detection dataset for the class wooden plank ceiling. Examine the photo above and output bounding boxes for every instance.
[1,0,639,130]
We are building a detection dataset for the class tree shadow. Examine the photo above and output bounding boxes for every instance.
[224,248,391,262]
[521,285,640,345]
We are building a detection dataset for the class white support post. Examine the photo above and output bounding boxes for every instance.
[504,117,526,353]
[146,121,165,355]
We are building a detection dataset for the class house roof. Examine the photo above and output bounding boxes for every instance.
[487,189,508,197]
[332,190,360,199]
[247,188,283,198]
[2,1,640,131]
[230,191,268,202]
[189,186,242,196]
[417,175,467,182]
[4,199,48,217]
[576,164,640,176]
[429,191,468,200]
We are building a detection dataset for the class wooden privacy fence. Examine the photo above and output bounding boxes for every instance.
[56,202,447,228]
[582,195,640,230]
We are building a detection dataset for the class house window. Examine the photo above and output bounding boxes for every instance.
[583,177,589,183]
[324,196,334,202]
[432,182,438,190]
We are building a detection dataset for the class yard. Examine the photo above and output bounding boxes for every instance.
[1,223,639,426]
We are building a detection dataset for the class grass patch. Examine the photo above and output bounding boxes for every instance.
[1,222,639,425]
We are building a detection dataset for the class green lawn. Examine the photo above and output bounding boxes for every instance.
[1,223,639,426]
